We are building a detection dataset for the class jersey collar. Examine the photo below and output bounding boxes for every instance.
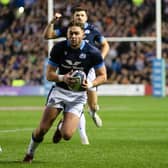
[67,40,85,50]
[80,40,85,50]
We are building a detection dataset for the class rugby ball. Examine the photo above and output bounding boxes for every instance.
[69,70,86,91]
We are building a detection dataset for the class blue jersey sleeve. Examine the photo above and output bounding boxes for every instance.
[85,23,105,48]
[94,29,105,44]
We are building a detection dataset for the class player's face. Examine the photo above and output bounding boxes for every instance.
[73,11,88,24]
[67,26,84,49]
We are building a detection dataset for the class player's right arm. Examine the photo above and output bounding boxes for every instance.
[46,64,76,85]
[43,13,62,39]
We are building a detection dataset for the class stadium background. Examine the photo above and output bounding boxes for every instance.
[0,0,168,96]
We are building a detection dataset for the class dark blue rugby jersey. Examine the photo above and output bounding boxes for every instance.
[48,40,104,90]
[55,22,105,48]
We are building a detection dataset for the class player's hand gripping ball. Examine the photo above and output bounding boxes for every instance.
[68,70,86,91]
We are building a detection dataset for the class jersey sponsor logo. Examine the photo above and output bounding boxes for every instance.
[65,60,81,66]
[61,59,84,71]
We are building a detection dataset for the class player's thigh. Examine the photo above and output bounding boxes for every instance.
[87,90,98,105]
[62,112,80,137]
[39,107,61,129]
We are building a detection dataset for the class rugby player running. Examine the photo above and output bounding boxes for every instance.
[23,21,107,163]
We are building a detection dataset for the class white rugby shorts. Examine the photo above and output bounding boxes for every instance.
[46,86,87,117]
[87,68,96,91]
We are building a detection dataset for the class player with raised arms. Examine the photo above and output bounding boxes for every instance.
[43,5,109,145]
[23,20,107,163]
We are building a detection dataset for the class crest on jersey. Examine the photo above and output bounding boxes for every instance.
[79,53,86,59]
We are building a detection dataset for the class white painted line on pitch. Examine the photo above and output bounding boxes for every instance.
[0,106,132,112]
[0,127,167,134]
[0,106,150,112]
[0,127,56,134]
[0,128,34,133]
[1,105,163,112]
[0,106,129,110]
[0,106,43,111]
[100,106,131,111]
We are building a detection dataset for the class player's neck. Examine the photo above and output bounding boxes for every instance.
[71,41,83,49]
[71,45,80,49]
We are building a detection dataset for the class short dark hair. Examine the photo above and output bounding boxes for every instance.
[68,20,84,30]
[71,5,88,14]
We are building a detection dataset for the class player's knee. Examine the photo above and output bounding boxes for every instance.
[89,103,98,111]
[62,131,73,141]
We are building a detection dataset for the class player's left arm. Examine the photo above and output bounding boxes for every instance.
[43,13,62,39]
[100,38,110,59]
[94,28,110,59]
[93,65,107,86]
[90,48,107,87]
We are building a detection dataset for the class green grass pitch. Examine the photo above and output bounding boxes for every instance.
[0,96,168,168]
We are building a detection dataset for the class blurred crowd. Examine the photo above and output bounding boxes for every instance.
[0,0,168,86]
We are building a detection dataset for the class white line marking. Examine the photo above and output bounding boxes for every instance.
[0,127,56,134]
[0,107,128,113]
[0,127,167,134]
[0,106,131,111]
[0,128,34,133]
[0,107,43,111]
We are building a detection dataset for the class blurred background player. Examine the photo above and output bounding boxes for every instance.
[43,5,109,145]
[23,21,107,163]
